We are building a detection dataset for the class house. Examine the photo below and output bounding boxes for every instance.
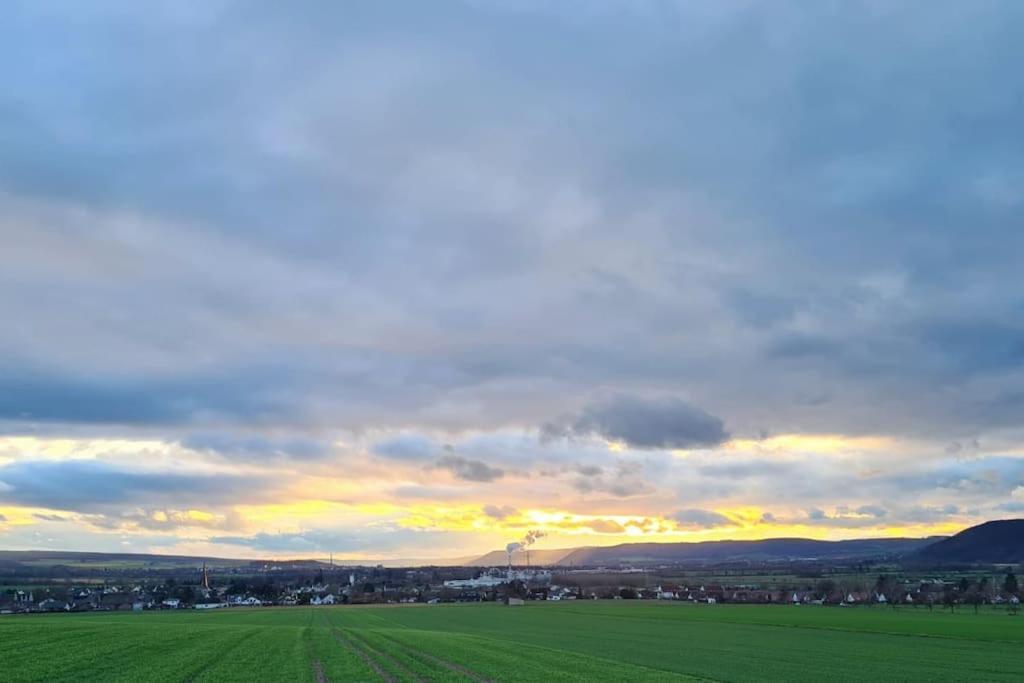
[239,596,262,607]
[162,598,181,609]
[37,598,68,612]
[311,594,335,606]
[101,593,134,611]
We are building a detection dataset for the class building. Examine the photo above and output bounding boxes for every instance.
[443,576,505,589]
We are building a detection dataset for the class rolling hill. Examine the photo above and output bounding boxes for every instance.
[468,536,943,567]
[912,519,1024,564]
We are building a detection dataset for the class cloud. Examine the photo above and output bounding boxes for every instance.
[483,504,518,520]
[373,435,442,461]
[86,508,239,532]
[670,509,737,530]
[210,527,452,555]
[33,513,69,522]
[435,455,504,482]
[210,530,359,553]
[583,519,626,534]
[550,395,728,450]
[0,365,297,426]
[181,433,333,461]
[852,504,888,519]
[2,0,1024,556]
[0,459,267,511]
[571,460,654,498]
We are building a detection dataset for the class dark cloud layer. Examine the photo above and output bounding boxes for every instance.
[0,1,1022,443]
[0,459,266,511]
[551,395,728,450]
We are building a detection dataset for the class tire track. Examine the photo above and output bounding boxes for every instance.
[184,629,261,682]
[312,658,328,683]
[332,629,398,683]
[374,631,494,683]
[341,628,427,683]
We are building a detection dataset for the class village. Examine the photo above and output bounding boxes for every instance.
[2,562,1019,615]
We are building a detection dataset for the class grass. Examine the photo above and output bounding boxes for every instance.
[1,601,1022,681]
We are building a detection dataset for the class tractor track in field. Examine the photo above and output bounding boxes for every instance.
[312,658,328,683]
[332,630,394,682]
[184,629,261,683]
[184,630,264,683]
[343,628,428,683]
[374,631,495,683]
[333,627,426,683]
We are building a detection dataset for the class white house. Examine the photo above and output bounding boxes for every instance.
[311,594,336,606]
[162,598,181,609]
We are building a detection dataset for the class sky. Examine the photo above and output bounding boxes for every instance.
[2,0,1024,561]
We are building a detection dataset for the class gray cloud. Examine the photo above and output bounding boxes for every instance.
[0,459,267,512]
[210,527,452,555]
[483,504,518,520]
[0,1,1021,444]
[210,530,357,553]
[373,435,442,461]
[181,433,333,461]
[551,395,728,450]
[435,455,504,483]
[33,513,69,522]
[671,509,737,530]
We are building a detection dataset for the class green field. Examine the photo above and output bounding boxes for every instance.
[2,602,1022,681]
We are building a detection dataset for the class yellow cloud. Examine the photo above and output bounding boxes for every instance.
[726,433,894,454]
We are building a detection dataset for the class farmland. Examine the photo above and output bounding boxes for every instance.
[2,601,1023,682]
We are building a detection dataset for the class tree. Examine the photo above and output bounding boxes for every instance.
[1005,572,1019,596]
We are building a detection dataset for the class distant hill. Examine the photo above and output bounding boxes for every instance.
[464,548,580,567]
[912,519,1024,564]
[0,550,257,569]
[0,549,476,569]
[468,537,943,567]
